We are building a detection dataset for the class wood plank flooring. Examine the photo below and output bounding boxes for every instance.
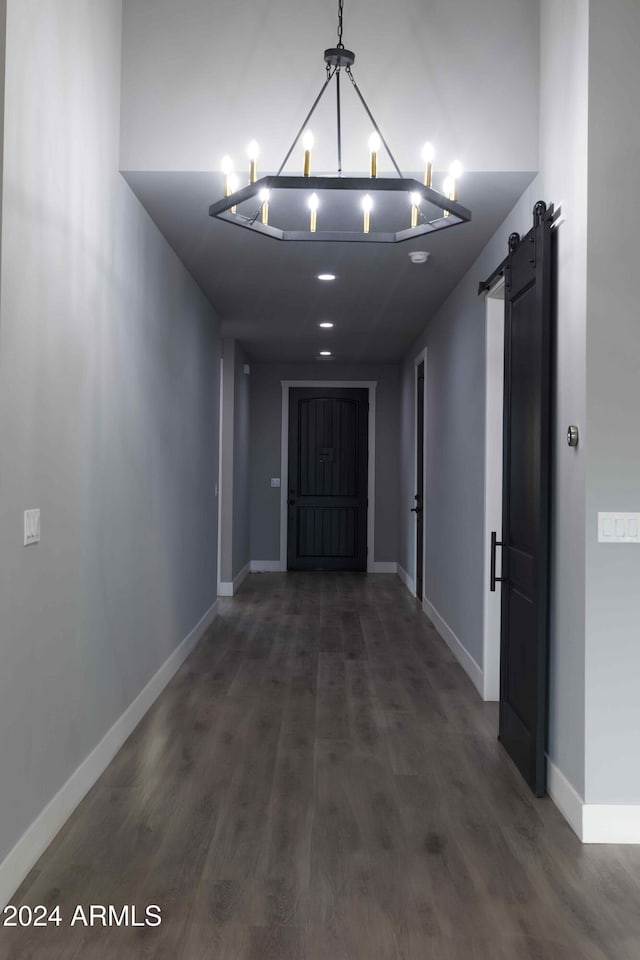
[2,573,640,959]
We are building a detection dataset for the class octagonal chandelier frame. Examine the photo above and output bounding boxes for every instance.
[208,0,472,243]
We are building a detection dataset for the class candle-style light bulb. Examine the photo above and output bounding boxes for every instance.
[368,132,381,178]
[362,194,373,234]
[302,129,314,177]
[422,141,435,187]
[221,155,234,196]
[308,193,319,233]
[442,176,454,218]
[448,160,463,201]
[259,188,271,226]
[247,140,260,183]
[228,173,239,214]
[410,191,421,229]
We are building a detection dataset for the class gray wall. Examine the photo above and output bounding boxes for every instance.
[0,0,5,285]
[584,0,640,804]
[399,183,543,668]
[249,362,400,564]
[397,0,591,800]
[0,0,220,870]
[538,0,588,799]
[120,0,539,175]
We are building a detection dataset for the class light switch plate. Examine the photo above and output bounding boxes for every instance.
[598,512,640,543]
[271,478,281,488]
[24,508,41,546]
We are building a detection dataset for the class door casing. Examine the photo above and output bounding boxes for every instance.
[482,281,505,701]
[414,349,427,601]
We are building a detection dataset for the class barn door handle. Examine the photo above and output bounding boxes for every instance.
[490,531,505,592]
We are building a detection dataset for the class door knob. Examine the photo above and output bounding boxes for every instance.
[411,506,422,514]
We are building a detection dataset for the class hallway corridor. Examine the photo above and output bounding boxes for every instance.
[3,574,639,959]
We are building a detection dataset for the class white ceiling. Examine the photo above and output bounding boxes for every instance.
[121,0,540,362]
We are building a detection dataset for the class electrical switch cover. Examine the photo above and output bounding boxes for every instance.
[24,509,41,546]
[598,512,640,543]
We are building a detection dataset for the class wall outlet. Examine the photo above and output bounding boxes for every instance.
[271,478,281,488]
[24,509,41,546]
[243,364,250,375]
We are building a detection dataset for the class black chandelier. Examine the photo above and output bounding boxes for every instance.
[209,0,471,243]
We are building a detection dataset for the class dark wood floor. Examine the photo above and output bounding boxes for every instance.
[3,573,640,959]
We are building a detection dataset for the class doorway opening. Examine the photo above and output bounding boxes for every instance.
[216,355,224,597]
[482,281,505,701]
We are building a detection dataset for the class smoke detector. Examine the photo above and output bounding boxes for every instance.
[409,251,430,264]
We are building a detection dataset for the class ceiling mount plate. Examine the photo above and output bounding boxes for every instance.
[324,47,355,68]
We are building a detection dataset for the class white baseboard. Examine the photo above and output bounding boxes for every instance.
[422,596,484,697]
[397,565,416,595]
[546,757,640,844]
[218,561,251,596]
[546,756,583,840]
[372,562,397,574]
[582,804,640,844]
[249,561,399,575]
[0,598,219,909]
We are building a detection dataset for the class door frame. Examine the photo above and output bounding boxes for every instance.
[482,279,505,702]
[280,380,377,573]
[414,349,427,601]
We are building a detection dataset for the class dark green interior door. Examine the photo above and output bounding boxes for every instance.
[288,387,368,571]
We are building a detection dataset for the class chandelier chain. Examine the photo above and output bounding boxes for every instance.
[337,0,344,49]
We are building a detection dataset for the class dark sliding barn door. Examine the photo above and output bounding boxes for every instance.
[489,202,554,797]
[288,387,368,571]
[414,361,425,600]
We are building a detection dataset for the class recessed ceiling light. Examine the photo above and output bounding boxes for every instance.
[319,322,334,328]
[319,351,332,357]
[317,273,336,281]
